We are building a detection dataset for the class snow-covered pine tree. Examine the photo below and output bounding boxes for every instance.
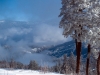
[86,26,100,75]
[87,27,100,75]
[28,60,39,70]
[78,1,100,74]
[59,0,100,74]
[59,0,89,74]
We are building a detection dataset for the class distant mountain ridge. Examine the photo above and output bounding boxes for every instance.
[1,40,88,59]
[0,40,88,65]
[47,40,87,58]
[26,40,88,58]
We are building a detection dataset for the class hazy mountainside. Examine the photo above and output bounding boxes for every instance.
[28,40,87,58]
[29,45,51,53]
[47,40,87,58]
[0,40,87,65]
[1,40,87,58]
[0,20,66,64]
[48,40,75,57]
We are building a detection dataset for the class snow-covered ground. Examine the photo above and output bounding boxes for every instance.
[0,69,65,75]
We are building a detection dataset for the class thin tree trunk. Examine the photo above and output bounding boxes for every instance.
[86,44,91,75]
[97,52,100,75]
[75,39,82,74]
[75,39,78,54]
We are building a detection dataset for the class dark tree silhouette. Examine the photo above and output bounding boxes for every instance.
[28,60,39,70]
[86,44,91,75]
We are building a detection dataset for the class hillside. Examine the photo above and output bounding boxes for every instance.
[48,40,87,58]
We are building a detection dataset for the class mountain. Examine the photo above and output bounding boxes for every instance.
[27,40,88,58]
[0,40,88,65]
[47,40,87,58]
[28,40,88,58]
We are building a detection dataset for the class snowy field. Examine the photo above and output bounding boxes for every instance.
[0,69,65,75]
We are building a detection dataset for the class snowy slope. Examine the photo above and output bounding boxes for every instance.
[48,40,87,58]
[0,69,65,75]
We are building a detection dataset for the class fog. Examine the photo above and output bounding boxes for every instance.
[0,20,71,65]
[0,0,72,65]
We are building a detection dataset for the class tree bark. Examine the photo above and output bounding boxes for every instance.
[75,39,82,74]
[97,52,100,75]
[86,44,91,75]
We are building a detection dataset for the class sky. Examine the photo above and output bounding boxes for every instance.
[0,0,61,22]
[0,0,72,63]
[0,0,71,45]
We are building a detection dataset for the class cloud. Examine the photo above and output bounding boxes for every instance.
[33,24,68,45]
[0,20,72,64]
[0,0,72,65]
[17,52,55,66]
[0,20,69,46]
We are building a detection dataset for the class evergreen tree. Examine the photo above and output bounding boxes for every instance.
[61,54,67,74]
[28,60,39,70]
[59,0,100,74]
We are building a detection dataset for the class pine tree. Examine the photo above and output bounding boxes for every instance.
[59,0,100,74]
[59,0,89,74]
[61,54,67,74]
[68,52,76,73]
[28,60,39,70]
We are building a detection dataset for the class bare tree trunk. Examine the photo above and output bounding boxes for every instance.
[97,52,100,75]
[75,39,82,74]
[86,44,91,75]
